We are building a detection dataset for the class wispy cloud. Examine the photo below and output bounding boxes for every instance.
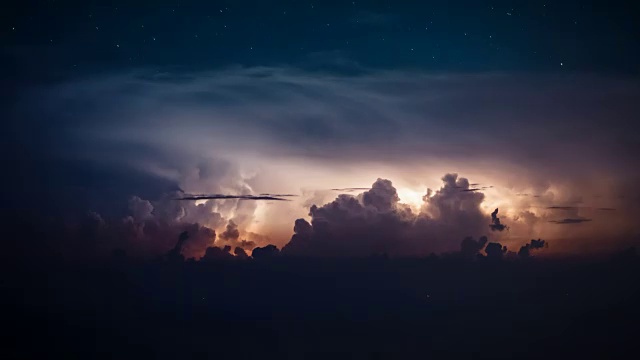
[549,218,593,225]
[177,194,291,201]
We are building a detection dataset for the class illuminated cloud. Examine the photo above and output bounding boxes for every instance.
[8,67,640,257]
[282,174,492,257]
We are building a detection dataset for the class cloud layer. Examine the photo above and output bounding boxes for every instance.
[8,67,640,257]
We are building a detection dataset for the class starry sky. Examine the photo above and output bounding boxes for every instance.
[3,0,640,258]
[5,0,639,79]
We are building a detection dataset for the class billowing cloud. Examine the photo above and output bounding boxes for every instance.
[220,220,240,242]
[8,67,640,258]
[282,174,492,257]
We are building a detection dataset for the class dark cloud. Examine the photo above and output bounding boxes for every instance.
[282,174,490,257]
[597,208,617,211]
[220,220,240,242]
[549,218,593,224]
[239,240,257,250]
[259,193,298,197]
[251,244,280,259]
[201,245,233,261]
[518,239,547,258]
[330,188,371,192]
[459,236,488,258]
[233,247,249,259]
[177,194,291,201]
[485,242,508,260]
[489,208,508,232]
[546,206,583,210]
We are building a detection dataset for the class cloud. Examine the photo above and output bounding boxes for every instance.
[549,218,593,225]
[8,66,640,257]
[201,245,233,261]
[282,174,492,257]
[489,208,508,232]
[518,239,547,258]
[177,194,291,201]
[485,242,508,259]
[251,244,280,259]
[330,188,371,192]
[220,220,240,242]
[259,193,298,197]
[460,236,488,258]
[546,206,583,210]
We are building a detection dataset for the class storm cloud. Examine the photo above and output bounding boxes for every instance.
[7,67,640,258]
[282,174,492,257]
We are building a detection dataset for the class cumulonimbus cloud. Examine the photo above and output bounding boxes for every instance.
[282,173,496,257]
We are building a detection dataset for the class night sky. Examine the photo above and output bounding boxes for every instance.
[5,1,639,78]
[3,0,640,259]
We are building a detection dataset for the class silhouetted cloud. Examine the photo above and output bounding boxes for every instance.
[233,247,249,259]
[177,194,291,201]
[485,242,507,259]
[460,236,488,258]
[252,244,280,259]
[518,239,547,258]
[549,218,593,224]
[546,206,582,210]
[201,245,233,261]
[166,231,190,262]
[259,193,298,197]
[330,188,370,192]
[489,208,508,231]
[597,208,616,211]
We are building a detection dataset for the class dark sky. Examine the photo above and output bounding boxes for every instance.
[3,0,640,258]
[4,0,638,80]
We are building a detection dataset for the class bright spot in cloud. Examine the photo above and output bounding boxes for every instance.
[397,187,425,210]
